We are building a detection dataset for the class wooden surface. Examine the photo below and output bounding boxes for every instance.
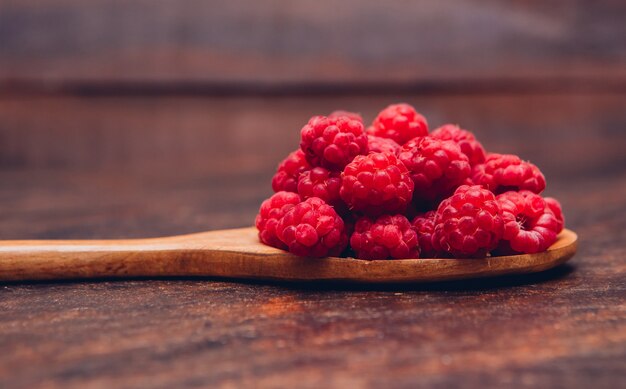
[1,0,626,87]
[0,92,624,388]
[0,226,578,283]
[1,2,625,384]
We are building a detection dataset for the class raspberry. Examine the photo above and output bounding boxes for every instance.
[432,185,504,258]
[271,149,310,193]
[329,110,363,123]
[368,103,429,145]
[471,153,546,195]
[255,191,302,250]
[300,115,368,170]
[496,191,560,254]
[411,211,438,258]
[544,197,565,233]
[340,152,414,216]
[350,214,419,259]
[297,166,343,206]
[276,197,348,257]
[398,136,471,203]
[430,124,486,166]
[260,105,565,260]
[367,135,401,155]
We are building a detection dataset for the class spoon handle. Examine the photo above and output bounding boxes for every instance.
[0,228,290,282]
[0,237,211,281]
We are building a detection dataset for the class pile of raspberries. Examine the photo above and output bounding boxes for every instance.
[256,103,565,259]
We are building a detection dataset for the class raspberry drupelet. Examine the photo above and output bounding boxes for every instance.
[411,211,438,258]
[496,191,561,254]
[255,191,302,250]
[471,153,546,195]
[398,136,471,204]
[340,152,414,216]
[350,214,419,259]
[432,185,504,258]
[276,197,348,257]
[300,115,368,170]
[297,167,343,206]
[367,135,401,155]
[430,124,486,166]
[544,197,565,233]
[368,103,428,145]
[271,149,311,193]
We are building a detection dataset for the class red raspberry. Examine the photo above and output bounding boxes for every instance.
[430,124,486,166]
[255,191,302,250]
[367,135,401,155]
[340,152,414,216]
[411,211,438,258]
[432,185,504,258]
[350,214,419,259]
[471,153,546,195]
[544,197,565,233]
[271,149,311,193]
[329,110,363,123]
[368,103,429,145]
[496,191,560,254]
[398,136,471,203]
[276,197,348,257]
[297,166,343,206]
[300,115,368,170]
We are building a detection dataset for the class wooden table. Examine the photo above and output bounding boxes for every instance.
[0,93,624,388]
[1,1,625,387]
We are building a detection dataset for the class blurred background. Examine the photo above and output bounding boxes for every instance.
[0,0,625,239]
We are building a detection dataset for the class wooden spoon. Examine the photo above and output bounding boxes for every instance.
[0,227,577,283]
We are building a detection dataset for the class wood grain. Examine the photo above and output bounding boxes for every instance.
[1,93,624,176]
[0,93,624,388]
[1,1,624,384]
[0,227,578,283]
[1,0,625,87]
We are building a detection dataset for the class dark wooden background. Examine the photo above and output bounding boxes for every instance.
[1,1,625,388]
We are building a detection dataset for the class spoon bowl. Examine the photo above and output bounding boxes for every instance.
[0,227,577,283]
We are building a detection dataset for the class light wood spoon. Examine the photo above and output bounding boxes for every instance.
[0,227,577,283]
